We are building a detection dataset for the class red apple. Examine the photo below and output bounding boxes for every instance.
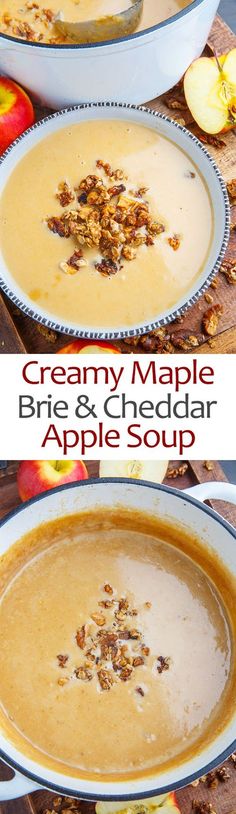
[17,460,88,501]
[58,339,120,354]
[0,76,34,154]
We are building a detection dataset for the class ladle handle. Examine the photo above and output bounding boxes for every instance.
[185,481,236,508]
[0,771,40,800]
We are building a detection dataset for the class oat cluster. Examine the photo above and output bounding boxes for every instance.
[46,160,166,276]
[56,583,170,693]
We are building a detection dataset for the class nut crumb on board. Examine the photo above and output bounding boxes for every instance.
[167,463,188,479]
[202,304,223,336]
[227,178,236,200]
[220,259,236,285]
[204,461,214,471]
[192,802,216,814]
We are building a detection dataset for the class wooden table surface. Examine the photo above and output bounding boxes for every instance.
[0,459,236,813]
[0,14,235,355]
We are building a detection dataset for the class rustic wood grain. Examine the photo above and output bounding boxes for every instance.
[0,298,26,353]
[0,15,235,354]
[190,326,236,354]
[0,459,235,813]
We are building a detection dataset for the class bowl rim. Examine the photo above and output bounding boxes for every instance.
[0,0,208,51]
[0,101,230,342]
[0,476,236,800]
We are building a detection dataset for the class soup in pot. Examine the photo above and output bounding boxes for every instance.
[0,508,235,779]
[0,0,191,44]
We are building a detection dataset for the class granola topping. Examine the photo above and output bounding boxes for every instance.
[56,586,171,692]
[46,161,170,277]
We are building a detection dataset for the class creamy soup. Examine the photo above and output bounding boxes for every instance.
[0,509,235,780]
[0,0,191,44]
[0,119,213,331]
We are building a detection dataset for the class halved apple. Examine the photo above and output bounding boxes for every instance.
[184,48,236,134]
[99,460,168,483]
[96,792,180,814]
[58,339,120,354]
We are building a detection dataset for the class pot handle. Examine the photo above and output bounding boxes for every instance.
[0,771,39,800]
[185,481,236,506]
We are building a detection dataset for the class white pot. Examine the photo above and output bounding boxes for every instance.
[0,477,236,801]
[0,103,230,340]
[0,0,220,108]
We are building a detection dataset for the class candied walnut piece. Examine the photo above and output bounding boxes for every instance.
[104,583,113,594]
[67,249,87,270]
[220,259,236,285]
[91,612,106,626]
[120,664,133,681]
[141,645,150,656]
[122,246,136,260]
[136,686,145,697]
[133,656,145,667]
[57,654,68,668]
[56,181,75,208]
[168,234,181,251]
[129,629,141,639]
[166,97,187,110]
[98,669,114,690]
[202,304,223,336]
[76,625,86,649]
[205,293,214,304]
[108,184,126,197]
[205,771,218,789]
[204,460,214,471]
[157,655,170,674]
[167,463,188,479]
[95,258,119,276]
[113,655,131,671]
[79,174,100,192]
[14,20,37,40]
[99,599,113,608]
[74,667,93,681]
[192,802,215,814]
[149,221,165,236]
[198,132,226,148]
[227,178,236,200]
[47,216,70,238]
[96,159,124,180]
[216,766,230,782]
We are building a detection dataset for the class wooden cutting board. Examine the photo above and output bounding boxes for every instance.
[0,459,236,813]
[0,14,235,355]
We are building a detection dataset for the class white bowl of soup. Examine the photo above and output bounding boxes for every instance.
[0,0,220,107]
[0,477,236,802]
[0,104,230,340]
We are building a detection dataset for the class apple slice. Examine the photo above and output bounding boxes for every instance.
[96,793,180,814]
[99,460,168,483]
[58,339,120,354]
[184,48,236,134]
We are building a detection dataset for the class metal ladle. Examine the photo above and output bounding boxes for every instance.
[55,0,143,43]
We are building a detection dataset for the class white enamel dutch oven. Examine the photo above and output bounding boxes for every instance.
[0,477,236,801]
[0,103,230,341]
[0,0,220,107]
